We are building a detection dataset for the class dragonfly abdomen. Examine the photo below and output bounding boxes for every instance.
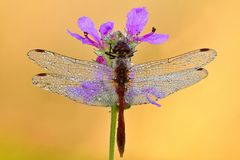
[116,85,126,157]
[114,58,129,157]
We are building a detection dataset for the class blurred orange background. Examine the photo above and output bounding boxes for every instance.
[1,0,240,159]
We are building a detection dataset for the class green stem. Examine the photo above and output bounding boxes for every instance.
[109,104,118,160]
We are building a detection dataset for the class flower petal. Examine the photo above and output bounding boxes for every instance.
[99,21,114,36]
[78,16,100,43]
[126,7,148,35]
[140,33,169,44]
[67,29,98,47]
[67,29,84,40]
[96,55,107,65]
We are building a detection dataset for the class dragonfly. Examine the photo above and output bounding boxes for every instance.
[28,44,216,157]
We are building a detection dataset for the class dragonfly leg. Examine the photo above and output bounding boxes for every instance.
[105,52,116,59]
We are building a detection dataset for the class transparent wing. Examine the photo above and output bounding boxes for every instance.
[126,68,208,105]
[28,49,117,106]
[28,49,113,81]
[130,48,216,82]
[32,73,118,106]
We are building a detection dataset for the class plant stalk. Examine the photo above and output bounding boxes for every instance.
[109,104,118,160]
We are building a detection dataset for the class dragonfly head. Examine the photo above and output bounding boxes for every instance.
[113,41,131,57]
[107,40,134,59]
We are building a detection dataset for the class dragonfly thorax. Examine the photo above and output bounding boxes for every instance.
[114,58,130,85]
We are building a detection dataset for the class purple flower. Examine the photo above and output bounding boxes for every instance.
[126,7,148,35]
[99,21,114,36]
[126,7,169,44]
[68,7,169,66]
[96,55,107,65]
[68,17,114,49]
[68,7,168,48]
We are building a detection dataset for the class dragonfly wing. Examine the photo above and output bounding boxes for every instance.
[32,73,118,106]
[126,68,208,106]
[28,49,113,81]
[130,48,216,81]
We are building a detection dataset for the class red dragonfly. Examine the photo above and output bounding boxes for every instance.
[28,44,216,157]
